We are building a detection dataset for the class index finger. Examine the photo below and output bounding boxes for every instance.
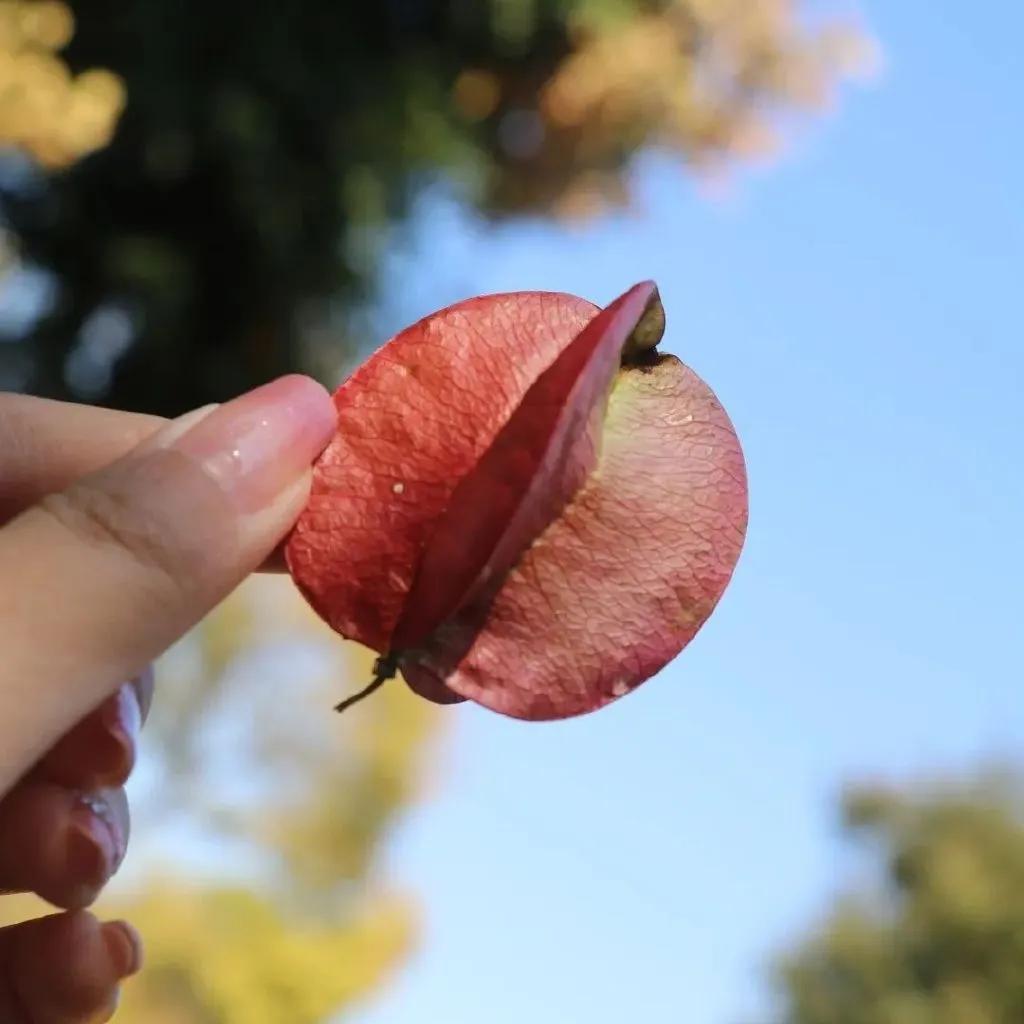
[0,394,162,524]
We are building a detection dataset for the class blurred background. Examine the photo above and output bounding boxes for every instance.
[1,0,1023,1020]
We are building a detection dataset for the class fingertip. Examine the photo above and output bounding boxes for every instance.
[36,678,148,791]
[102,919,143,978]
[0,783,128,910]
[0,909,136,1021]
[171,373,338,515]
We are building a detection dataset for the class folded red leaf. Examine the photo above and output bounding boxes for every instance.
[286,283,748,720]
[402,351,747,719]
[392,282,660,655]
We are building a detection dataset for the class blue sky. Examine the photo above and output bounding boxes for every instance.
[352,2,1024,1022]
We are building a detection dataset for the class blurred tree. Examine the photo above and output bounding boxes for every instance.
[0,0,874,413]
[774,770,1024,1024]
[0,577,441,1023]
[0,5,875,1018]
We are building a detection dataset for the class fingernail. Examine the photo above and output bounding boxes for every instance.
[169,375,336,513]
[140,403,219,451]
[66,817,113,896]
[97,684,141,783]
[67,792,127,890]
[131,665,155,722]
[103,919,144,978]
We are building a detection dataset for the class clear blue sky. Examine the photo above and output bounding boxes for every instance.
[352,2,1024,1022]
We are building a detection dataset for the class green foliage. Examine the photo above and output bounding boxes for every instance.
[774,770,1024,1024]
[0,0,871,415]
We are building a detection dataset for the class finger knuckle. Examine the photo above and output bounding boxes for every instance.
[39,483,192,597]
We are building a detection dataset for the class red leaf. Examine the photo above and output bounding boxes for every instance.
[286,284,748,720]
[391,282,660,656]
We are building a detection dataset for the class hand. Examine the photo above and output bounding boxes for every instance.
[0,377,336,1021]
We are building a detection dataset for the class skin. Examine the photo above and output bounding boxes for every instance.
[0,380,337,1021]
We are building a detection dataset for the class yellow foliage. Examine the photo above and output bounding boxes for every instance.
[106,884,413,1024]
[0,0,125,167]
[482,0,878,214]
[0,890,49,928]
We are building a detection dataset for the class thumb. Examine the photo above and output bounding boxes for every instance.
[0,375,336,790]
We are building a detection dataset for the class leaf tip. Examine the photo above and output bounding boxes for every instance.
[621,281,665,366]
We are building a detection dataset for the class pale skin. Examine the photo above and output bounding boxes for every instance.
[0,376,337,1021]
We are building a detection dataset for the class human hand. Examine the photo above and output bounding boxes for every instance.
[0,377,336,1020]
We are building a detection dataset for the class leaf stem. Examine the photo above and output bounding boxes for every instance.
[334,653,400,714]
